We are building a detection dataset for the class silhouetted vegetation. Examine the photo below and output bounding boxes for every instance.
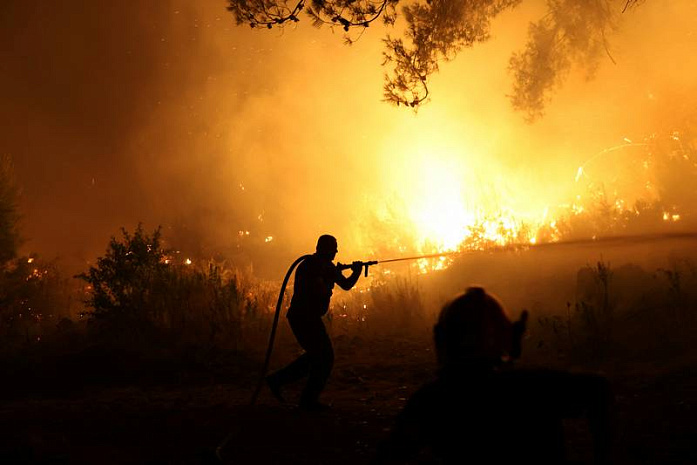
[532,257,697,364]
[77,225,169,331]
[0,156,74,353]
[330,274,427,339]
[0,256,72,353]
[27,219,692,373]
[75,225,278,353]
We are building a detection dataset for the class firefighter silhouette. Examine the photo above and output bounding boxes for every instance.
[266,235,363,411]
[374,287,614,464]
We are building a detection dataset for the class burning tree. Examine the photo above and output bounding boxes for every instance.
[227,0,645,118]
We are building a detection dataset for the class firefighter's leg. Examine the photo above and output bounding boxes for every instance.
[267,316,315,388]
[269,353,310,384]
[294,317,334,407]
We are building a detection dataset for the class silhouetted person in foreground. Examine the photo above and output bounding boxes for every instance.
[374,287,613,464]
[267,234,363,411]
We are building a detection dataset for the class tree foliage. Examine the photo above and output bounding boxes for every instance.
[509,0,616,121]
[383,0,520,107]
[77,225,169,324]
[227,0,646,118]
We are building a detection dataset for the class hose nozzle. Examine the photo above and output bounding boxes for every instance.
[363,260,377,277]
[337,260,378,277]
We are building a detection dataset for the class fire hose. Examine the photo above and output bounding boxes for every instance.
[216,230,697,461]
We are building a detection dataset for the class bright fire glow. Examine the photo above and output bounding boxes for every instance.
[409,158,475,252]
[366,127,690,273]
[382,142,549,267]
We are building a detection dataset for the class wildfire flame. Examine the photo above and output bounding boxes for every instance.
[409,158,475,252]
[388,153,549,272]
[368,131,693,273]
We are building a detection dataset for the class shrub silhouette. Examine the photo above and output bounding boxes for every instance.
[76,225,274,351]
[77,225,169,331]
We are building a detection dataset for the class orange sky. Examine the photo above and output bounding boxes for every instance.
[1,0,696,277]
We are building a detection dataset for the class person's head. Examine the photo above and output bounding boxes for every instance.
[316,234,338,261]
[434,287,527,368]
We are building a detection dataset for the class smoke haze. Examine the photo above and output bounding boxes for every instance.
[2,0,696,277]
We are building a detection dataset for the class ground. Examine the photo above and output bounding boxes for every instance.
[1,336,696,464]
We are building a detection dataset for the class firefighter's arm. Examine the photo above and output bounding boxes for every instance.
[335,261,362,290]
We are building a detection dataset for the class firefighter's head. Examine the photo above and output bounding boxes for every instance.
[434,287,527,367]
[316,234,338,261]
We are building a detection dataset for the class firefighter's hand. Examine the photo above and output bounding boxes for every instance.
[351,261,363,273]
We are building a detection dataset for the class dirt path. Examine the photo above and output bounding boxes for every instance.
[1,338,696,464]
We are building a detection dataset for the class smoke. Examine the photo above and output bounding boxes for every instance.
[1,0,696,278]
[0,1,179,269]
